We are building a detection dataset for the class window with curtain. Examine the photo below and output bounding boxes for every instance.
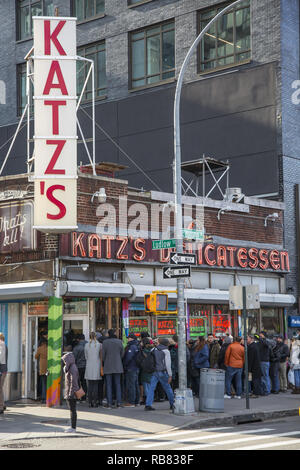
[198,0,251,73]
[130,20,175,89]
[71,0,105,22]
[17,0,54,41]
[77,41,107,101]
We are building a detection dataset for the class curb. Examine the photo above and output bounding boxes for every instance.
[181,408,299,429]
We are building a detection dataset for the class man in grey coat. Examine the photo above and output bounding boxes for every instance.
[102,329,124,408]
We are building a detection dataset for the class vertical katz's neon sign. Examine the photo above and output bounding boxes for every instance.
[33,17,77,232]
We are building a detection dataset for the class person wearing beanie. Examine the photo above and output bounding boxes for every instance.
[144,337,174,411]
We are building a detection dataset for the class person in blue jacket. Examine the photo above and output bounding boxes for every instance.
[193,336,210,394]
[123,333,140,406]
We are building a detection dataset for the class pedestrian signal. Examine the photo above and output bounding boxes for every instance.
[144,293,168,313]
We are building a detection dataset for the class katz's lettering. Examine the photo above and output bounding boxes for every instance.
[61,232,290,273]
[33,16,77,232]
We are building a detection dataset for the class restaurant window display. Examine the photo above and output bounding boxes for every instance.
[261,307,281,336]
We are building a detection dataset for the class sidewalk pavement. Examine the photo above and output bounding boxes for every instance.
[0,391,300,443]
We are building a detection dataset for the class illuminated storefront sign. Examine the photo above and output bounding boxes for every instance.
[60,232,290,273]
[128,318,150,337]
[33,17,77,232]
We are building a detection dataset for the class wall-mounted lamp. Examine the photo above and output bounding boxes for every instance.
[217,206,232,221]
[112,271,145,281]
[91,187,106,203]
[62,263,89,276]
[264,212,279,227]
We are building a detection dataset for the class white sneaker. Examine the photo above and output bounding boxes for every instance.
[224,394,232,399]
[64,427,76,433]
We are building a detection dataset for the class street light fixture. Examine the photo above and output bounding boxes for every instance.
[173,0,245,415]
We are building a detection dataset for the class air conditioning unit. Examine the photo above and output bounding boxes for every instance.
[224,187,244,203]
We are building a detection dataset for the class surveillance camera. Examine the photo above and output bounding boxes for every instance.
[139,272,145,279]
[81,264,89,272]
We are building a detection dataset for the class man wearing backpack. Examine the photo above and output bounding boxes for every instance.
[144,337,174,411]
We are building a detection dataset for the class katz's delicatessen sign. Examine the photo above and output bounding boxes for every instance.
[33,16,77,232]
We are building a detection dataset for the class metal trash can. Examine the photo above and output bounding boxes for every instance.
[199,368,225,413]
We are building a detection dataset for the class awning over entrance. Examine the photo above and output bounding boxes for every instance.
[0,281,54,301]
[62,281,296,307]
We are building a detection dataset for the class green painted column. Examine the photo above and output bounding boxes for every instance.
[46,296,63,407]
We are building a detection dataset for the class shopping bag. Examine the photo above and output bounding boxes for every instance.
[288,369,295,386]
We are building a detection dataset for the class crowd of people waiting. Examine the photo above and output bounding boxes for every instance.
[54,328,300,432]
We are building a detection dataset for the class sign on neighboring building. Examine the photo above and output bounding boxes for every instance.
[0,200,35,253]
[33,16,77,232]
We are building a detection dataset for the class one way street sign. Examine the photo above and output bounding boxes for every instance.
[170,252,196,266]
[163,265,191,279]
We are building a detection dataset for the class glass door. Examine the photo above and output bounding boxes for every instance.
[63,315,89,350]
[27,316,38,399]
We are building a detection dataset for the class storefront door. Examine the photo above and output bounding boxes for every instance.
[27,316,38,400]
[63,315,89,349]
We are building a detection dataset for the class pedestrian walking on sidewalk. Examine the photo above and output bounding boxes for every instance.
[144,337,174,411]
[62,350,80,433]
[85,332,102,407]
[35,337,48,404]
[123,333,140,407]
[224,336,245,399]
[0,332,8,414]
[276,335,289,392]
[102,329,124,408]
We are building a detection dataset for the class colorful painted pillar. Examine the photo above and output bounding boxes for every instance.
[46,296,63,407]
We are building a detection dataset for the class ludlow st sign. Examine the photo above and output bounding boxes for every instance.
[60,232,290,273]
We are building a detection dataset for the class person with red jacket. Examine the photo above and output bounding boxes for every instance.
[224,336,245,399]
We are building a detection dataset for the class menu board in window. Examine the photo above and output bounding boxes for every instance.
[28,301,48,316]
[129,317,150,337]
[189,317,207,339]
[212,314,231,336]
[155,317,177,337]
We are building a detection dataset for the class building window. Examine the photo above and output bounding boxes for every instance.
[128,0,153,6]
[17,63,34,116]
[17,0,54,41]
[198,0,251,73]
[72,0,105,22]
[77,42,106,101]
[130,20,175,89]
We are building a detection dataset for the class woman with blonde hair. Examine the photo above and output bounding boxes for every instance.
[84,332,102,407]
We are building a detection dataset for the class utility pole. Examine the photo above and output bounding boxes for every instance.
[173,0,244,415]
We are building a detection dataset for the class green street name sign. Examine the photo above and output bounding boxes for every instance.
[182,229,204,241]
[152,239,177,250]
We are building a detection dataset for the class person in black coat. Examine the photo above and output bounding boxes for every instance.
[247,335,262,397]
[218,336,232,370]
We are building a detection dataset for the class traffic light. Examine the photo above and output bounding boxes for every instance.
[144,293,168,313]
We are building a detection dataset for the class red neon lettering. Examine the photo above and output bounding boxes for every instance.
[44,20,67,56]
[280,251,290,271]
[72,232,86,257]
[88,234,101,258]
[45,140,66,175]
[43,61,68,95]
[133,238,146,261]
[226,246,237,267]
[116,236,129,260]
[269,250,280,270]
[237,247,248,268]
[248,247,259,269]
[204,244,216,266]
[44,100,66,135]
[259,249,269,270]
[217,245,227,267]
[46,184,66,220]
[102,235,115,259]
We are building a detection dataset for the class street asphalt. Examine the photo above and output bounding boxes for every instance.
[0,390,300,444]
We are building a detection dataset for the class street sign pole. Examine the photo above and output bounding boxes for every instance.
[243,286,250,410]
